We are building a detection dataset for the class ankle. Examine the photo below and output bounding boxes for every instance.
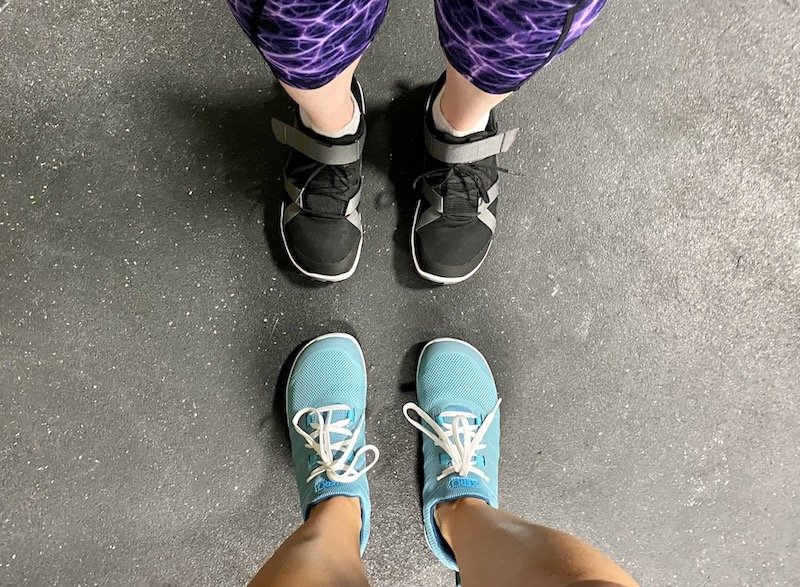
[300,93,359,138]
[434,497,486,546]
[435,88,490,137]
[308,495,362,533]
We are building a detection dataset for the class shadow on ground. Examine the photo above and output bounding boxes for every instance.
[267,321,359,448]
[158,80,439,290]
[161,84,332,288]
[365,82,437,290]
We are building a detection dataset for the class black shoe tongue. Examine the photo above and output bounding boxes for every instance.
[294,113,362,217]
[303,167,356,216]
[439,174,480,217]
[443,193,478,216]
[429,122,498,219]
[305,192,348,216]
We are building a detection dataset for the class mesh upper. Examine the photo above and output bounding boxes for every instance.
[285,214,361,265]
[288,348,366,413]
[418,351,495,412]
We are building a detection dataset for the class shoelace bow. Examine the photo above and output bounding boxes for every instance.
[295,161,359,220]
[403,399,502,482]
[292,404,380,483]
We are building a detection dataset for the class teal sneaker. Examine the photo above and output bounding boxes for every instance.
[286,333,380,556]
[403,338,502,571]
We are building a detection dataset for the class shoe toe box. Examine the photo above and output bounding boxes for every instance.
[415,217,492,279]
[287,334,367,415]
[284,213,362,276]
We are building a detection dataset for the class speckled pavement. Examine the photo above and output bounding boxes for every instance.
[1,1,798,585]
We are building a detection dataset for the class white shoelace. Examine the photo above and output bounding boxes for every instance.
[403,399,502,482]
[292,404,379,483]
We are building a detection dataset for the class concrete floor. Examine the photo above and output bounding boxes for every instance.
[1,1,798,585]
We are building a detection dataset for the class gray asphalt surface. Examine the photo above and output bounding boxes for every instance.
[1,1,798,585]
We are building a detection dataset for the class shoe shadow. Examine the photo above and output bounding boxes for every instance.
[398,342,427,504]
[164,81,437,288]
[398,341,424,395]
[372,82,438,290]
[162,84,331,288]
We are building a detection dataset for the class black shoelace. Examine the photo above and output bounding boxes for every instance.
[295,160,360,220]
[414,161,510,219]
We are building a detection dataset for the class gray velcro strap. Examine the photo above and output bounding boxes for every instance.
[284,175,362,219]
[345,209,362,230]
[283,201,301,226]
[272,118,363,166]
[425,127,518,164]
[422,179,497,213]
[345,188,362,216]
[421,182,444,213]
[476,183,499,232]
[284,178,302,203]
[484,181,499,205]
[415,206,441,231]
[477,207,497,233]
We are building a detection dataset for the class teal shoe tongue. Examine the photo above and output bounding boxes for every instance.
[446,404,471,412]
[437,405,479,426]
[307,407,354,449]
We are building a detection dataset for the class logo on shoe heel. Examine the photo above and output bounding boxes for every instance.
[448,477,478,489]
[314,477,342,492]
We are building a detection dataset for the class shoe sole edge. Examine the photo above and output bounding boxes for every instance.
[411,200,491,285]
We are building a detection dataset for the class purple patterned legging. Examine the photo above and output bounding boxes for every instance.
[227,0,607,95]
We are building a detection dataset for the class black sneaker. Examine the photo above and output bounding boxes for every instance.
[271,79,366,282]
[412,75,518,285]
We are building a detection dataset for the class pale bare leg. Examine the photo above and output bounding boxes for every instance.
[284,59,503,135]
[249,496,369,587]
[437,498,639,587]
[279,60,361,134]
[438,61,512,132]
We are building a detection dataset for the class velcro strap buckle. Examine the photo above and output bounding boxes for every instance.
[425,127,518,164]
[272,118,363,166]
